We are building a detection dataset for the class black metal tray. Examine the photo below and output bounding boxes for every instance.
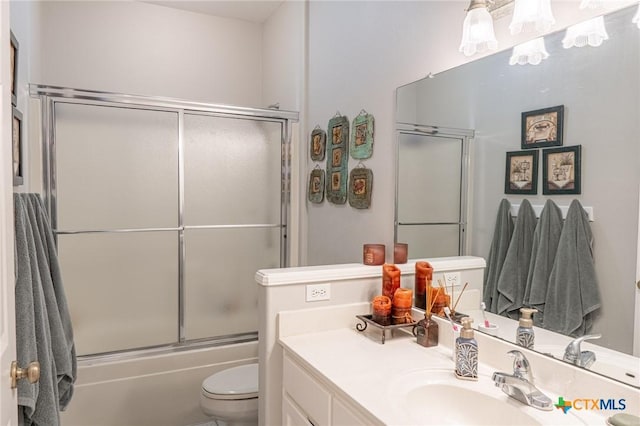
[355,314,417,344]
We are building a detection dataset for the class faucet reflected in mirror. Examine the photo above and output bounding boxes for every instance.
[395,3,640,387]
[563,334,601,368]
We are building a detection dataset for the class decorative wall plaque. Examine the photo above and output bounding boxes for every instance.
[308,168,325,204]
[326,114,349,204]
[348,166,373,209]
[350,110,374,159]
[310,125,326,161]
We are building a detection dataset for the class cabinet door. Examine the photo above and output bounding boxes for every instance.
[332,397,370,426]
[283,394,313,426]
[283,355,331,425]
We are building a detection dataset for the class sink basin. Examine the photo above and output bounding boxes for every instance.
[386,368,602,425]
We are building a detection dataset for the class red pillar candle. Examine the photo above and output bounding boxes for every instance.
[414,261,433,310]
[382,264,401,301]
[392,288,413,308]
[372,295,392,325]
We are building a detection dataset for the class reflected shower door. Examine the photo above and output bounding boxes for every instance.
[396,132,467,257]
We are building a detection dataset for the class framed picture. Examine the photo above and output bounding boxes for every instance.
[326,114,349,204]
[542,145,581,195]
[505,150,538,194]
[310,126,326,161]
[521,105,564,149]
[10,31,19,106]
[12,107,23,186]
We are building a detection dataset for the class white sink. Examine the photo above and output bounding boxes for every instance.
[386,368,603,425]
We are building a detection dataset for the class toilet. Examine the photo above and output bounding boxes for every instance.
[200,363,259,426]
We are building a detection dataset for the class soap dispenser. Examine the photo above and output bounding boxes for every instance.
[454,317,478,381]
[516,308,538,350]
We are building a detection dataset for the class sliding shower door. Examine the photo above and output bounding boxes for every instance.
[46,92,292,357]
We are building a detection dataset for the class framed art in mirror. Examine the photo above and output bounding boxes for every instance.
[308,168,325,204]
[521,105,564,149]
[505,150,538,195]
[542,145,581,195]
[12,107,23,186]
[10,30,18,106]
[310,126,326,161]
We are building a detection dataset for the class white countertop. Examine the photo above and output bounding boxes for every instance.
[279,326,611,425]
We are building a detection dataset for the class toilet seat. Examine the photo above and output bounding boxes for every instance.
[202,363,258,400]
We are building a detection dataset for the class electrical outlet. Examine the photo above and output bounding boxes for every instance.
[444,272,461,289]
[306,283,331,302]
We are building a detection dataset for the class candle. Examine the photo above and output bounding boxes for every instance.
[394,243,408,264]
[372,295,392,325]
[363,244,385,265]
[392,288,413,308]
[414,261,433,310]
[382,263,401,300]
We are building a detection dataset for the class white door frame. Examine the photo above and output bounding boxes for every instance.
[634,186,640,356]
[1,0,19,423]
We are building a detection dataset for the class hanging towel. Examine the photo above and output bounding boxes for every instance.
[522,199,563,326]
[496,199,537,319]
[543,199,601,336]
[15,194,77,426]
[483,199,515,314]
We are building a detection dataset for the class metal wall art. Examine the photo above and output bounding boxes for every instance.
[326,113,349,204]
[348,165,373,209]
[310,125,326,161]
[308,167,325,204]
[350,110,374,159]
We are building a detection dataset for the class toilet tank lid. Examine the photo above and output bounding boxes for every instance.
[202,363,258,397]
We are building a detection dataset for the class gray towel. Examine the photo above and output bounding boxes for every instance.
[15,194,77,426]
[523,199,563,326]
[496,199,537,319]
[483,199,515,313]
[543,199,601,336]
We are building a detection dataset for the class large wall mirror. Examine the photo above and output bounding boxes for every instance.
[396,4,639,387]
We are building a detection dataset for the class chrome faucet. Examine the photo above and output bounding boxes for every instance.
[492,350,553,411]
[563,334,601,368]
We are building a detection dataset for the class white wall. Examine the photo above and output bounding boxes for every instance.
[34,1,263,106]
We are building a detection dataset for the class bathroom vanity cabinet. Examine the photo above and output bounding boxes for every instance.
[282,352,377,426]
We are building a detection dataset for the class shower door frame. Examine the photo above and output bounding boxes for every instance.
[30,84,298,357]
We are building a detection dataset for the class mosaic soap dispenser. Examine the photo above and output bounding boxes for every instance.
[455,317,478,381]
[516,308,538,350]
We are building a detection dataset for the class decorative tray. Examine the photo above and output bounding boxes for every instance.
[355,314,417,344]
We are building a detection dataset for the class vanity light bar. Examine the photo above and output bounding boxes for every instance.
[510,203,594,222]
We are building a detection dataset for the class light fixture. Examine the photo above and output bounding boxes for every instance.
[579,0,604,9]
[633,3,640,29]
[459,0,498,57]
[509,37,549,65]
[562,16,609,48]
[509,0,555,34]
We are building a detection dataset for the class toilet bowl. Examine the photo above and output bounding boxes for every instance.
[200,363,259,426]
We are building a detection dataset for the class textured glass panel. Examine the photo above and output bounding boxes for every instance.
[55,103,179,230]
[397,134,462,223]
[397,224,460,258]
[58,232,178,355]
[184,227,280,340]
[184,114,282,225]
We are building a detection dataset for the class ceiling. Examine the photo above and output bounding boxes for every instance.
[143,0,285,23]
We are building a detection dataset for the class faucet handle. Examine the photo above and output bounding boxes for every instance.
[563,334,602,363]
[507,350,532,382]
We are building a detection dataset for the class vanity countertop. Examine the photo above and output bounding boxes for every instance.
[279,325,614,425]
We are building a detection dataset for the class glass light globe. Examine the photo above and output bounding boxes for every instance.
[459,5,498,56]
[579,0,604,9]
[509,0,556,34]
[509,37,550,65]
[562,16,609,48]
[633,3,640,29]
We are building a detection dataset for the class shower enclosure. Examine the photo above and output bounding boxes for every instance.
[31,85,298,358]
